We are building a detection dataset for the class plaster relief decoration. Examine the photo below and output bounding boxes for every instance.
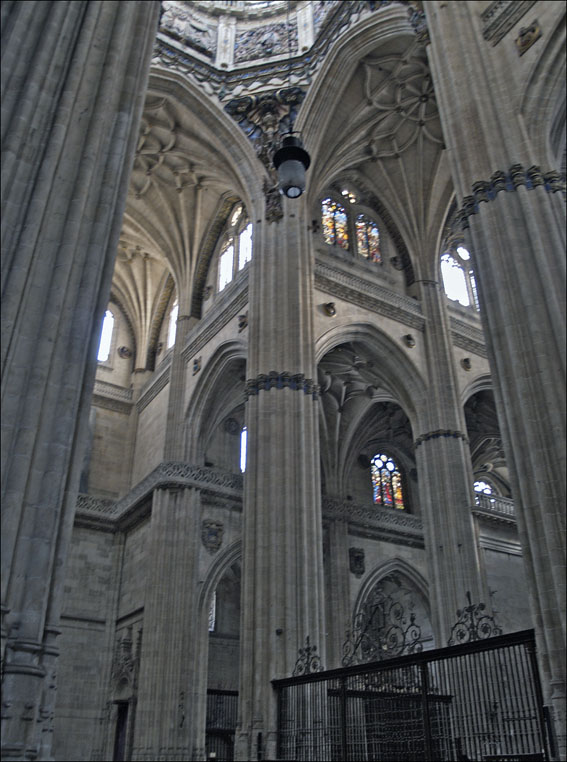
[515,20,541,56]
[234,18,298,64]
[160,1,216,58]
[349,547,365,578]
[201,519,224,554]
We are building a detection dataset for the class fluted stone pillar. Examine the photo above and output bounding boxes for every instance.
[132,487,202,761]
[235,197,326,761]
[324,519,351,669]
[415,279,486,643]
[425,1,566,754]
[1,3,159,759]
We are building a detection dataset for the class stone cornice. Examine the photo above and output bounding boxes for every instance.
[182,281,248,364]
[136,359,171,413]
[74,464,244,531]
[322,496,424,548]
[314,260,425,330]
[414,429,469,448]
[91,380,134,414]
[457,165,566,229]
[245,372,319,399]
[481,0,537,46]
[450,317,487,359]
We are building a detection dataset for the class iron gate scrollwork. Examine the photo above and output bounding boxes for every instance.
[342,574,424,666]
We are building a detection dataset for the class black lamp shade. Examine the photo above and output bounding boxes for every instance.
[273,135,311,198]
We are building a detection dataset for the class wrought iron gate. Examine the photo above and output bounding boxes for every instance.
[274,630,550,762]
[206,689,238,761]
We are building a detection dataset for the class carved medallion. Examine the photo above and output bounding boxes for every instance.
[349,547,365,578]
[201,519,224,554]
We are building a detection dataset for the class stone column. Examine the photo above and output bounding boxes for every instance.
[235,196,326,761]
[1,3,159,759]
[424,1,566,753]
[324,518,351,669]
[132,487,202,761]
[414,279,486,643]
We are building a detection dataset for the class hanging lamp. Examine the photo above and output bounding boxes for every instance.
[272,1,311,198]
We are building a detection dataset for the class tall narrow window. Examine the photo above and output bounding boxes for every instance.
[238,223,253,270]
[167,301,178,348]
[240,426,247,473]
[356,214,381,262]
[371,453,405,509]
[219,242,234,291]
[97,310,114,362]
[441,253,470,306]
[321,198,349,250]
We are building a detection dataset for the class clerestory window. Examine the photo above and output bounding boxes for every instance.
[441,246,479,310]
[371,452,405,509]
[218,204,253,292]
[167,301,178,348]
[97,310,114,362]
[321,189,382,263]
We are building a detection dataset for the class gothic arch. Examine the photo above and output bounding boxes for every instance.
[354,557,430,617]
[461,373,494,406]
[184,340,247,462]
[316,321,427,430]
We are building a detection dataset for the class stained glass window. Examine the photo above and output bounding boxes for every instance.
[219,241,234,291]
[474,480,493,494]
[97,310,114,362]
[371,453,405,509]
[230,204,243,227]
[238,223,252,270]
[356,214,381,262]
[341,188,357,204]
[321,198,349,250]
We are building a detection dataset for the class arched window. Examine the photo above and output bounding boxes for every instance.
[441,246,479,310]
[356,214,381,262]
[474,479,493,495]
[208,590,216,632]
[240,426,247,473]
[238,223,253,270]
[321,197,349,249]
[219,241,235,291]
[97,310,114,362]
[371,453,405,509]
[167,301,178,348]
[217,204,252,292]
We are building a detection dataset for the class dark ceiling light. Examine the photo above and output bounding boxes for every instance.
[272,0,311,198]
[273,134,311,198]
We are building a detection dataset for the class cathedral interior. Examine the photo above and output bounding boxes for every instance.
[1,1,565,761]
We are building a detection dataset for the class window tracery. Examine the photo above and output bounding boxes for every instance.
[441,245,479,310]
[217,204,253,292]
[321,193,382,263]
[371,453,405,509]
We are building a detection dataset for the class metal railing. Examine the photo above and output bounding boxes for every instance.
[274,630,549,762]
[206,689,238,762]
[474,493,516,518]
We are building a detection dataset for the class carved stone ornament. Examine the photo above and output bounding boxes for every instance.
[201,519,224,554]
[263,179,283,224]
[323,302,337,317]
[515,20,541,56]
[117,346,133,359]
[238,312,248,332]
[349,547,365,578]
[223,417,240,435]
[403,334,416,348]
[461,357,472,371]
[192,356,202,375]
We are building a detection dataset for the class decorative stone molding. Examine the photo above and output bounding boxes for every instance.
[93,380,134,401]
[263,179,283,223]
[91,395,133,415]
[183,283,248,363]
[457,165,566,228]
[315,260,425,331]
[323,497,424,548]
[450,317,488,359]
[481,0,537,46]
[414,429,469,448]
[136,361,171,413]
[245,371,319,399]
[234,20,298,65]
[76,494,117,515]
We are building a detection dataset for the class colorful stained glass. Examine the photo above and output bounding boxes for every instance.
[341,188,357,204]
[356,214,381,262]
[321,198,349,250]
[371,453,405,509]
